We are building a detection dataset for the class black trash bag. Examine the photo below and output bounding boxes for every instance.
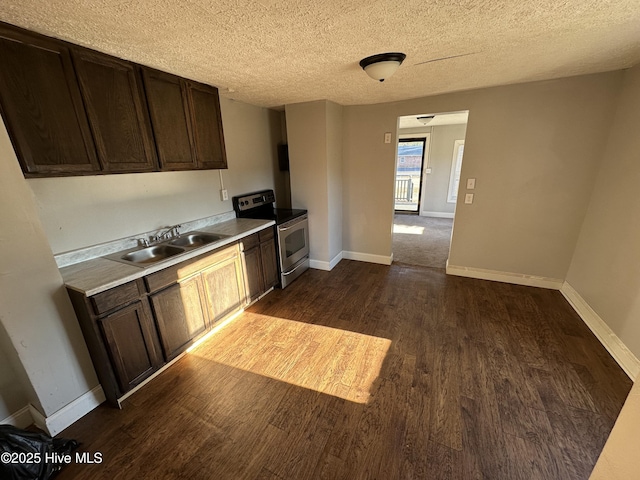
[0,425,79,480]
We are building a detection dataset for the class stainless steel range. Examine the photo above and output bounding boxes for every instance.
[233,190,309,288]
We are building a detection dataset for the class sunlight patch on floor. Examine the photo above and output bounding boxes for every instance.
[188,313,391,404]
[393,224,425,235]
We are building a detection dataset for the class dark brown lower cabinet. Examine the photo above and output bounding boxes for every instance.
[201,252,245,323]
[260,232,279,290]
[67,279,164,406]
[241,227,279,304]
[99,300,163,393]
[68,238,269,407]
[243,244,264,303]
[150,275,209,361]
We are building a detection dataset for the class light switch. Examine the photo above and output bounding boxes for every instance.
[384,132,392,144]
[464,193,474,204]
[467,178,476,189]
[425,168,432,174]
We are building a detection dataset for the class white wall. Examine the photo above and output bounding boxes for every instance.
[564,67,640,478]
[286,100,343,267]
[28,97,285,254]
[342,72,622,279]
[566,65,640,361]
[424,124,467,215]
[286,101,330,263]
[0,116,98,418]
[326,101,343,262]
[0,335,28,421]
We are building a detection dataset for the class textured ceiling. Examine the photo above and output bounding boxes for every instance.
[1,0,639,108]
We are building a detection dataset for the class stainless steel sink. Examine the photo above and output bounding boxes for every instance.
[105,230,229,267]
[168,232,227,248]
[119,245,185,264]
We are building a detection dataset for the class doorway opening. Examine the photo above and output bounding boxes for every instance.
[392,110,469,269]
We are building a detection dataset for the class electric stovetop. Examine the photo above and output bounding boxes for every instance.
[251,208,307,225]
[233,190,307,225]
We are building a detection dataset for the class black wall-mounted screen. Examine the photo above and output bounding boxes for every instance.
[278,144,289,171]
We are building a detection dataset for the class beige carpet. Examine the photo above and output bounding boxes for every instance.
[392,214,453,269]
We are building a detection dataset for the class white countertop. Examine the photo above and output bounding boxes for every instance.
[60,218,275,296]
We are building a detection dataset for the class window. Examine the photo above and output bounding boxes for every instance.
[447,140,464,203]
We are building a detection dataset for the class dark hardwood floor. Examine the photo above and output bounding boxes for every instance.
[57,260,632,479]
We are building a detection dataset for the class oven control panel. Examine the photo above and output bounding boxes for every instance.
[233,189,276,212]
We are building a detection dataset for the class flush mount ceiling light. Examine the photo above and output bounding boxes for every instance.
[417,115,435,125]
[359,52,406,82]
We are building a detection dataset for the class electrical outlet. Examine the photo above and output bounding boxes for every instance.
[384,132,392,144]
[220,189,228,201]
[467,178,476,189]
[464,193,474,204]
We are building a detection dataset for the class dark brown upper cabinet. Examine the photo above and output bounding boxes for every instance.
[141,67,197,170]
[72,49,158,173]
[187,81,227,170]
[0,21,227,177]
[0,24,100,176]
[142,68,227,171]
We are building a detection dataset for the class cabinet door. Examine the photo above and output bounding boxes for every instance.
[0,25,99,176]
[72,48,158,173]
[260,237,280,290]
[186,81,227,170]
[201,253,245,324]
[141,68,197,170]
[243,246,264,304]
[150,276,209,361]
[99,300,163,394]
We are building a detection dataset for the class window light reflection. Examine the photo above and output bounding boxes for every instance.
[188,313,391,404]
[393,224,425,235]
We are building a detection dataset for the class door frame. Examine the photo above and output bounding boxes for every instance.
[395,133,431,215]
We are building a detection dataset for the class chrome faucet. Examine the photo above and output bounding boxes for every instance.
[140,224,182,247]
[156,224,182,241]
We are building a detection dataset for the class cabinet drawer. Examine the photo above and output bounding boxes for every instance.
[258,227,274,242]
[145,243,240,293]
[90,280,142,316]
[240,233,259,251]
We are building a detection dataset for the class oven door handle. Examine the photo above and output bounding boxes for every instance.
[279,223,302,232]
[282,260,308,276]
[279,215,308,231]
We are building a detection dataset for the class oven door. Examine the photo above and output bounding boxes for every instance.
[277,215,309,271]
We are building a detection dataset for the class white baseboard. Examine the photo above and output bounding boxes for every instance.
[446,263,564,290]
[329,251,343,270]
[309,251,343,271]
[1,406,33,428]
[561,282,640,380]
[29,385,105,436]
[419,211,455,219]
[342,251,393,266]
